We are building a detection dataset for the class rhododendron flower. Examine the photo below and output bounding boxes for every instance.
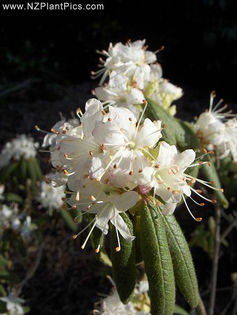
[93,39,157,87]
[38,176,65,214]
[68,180,139,251]
[94,72,145,118]
[195,91,237,161]
[0,134,39,168]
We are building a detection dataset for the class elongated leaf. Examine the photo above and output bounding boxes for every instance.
[5,193,23,203]
[31,158,42,180]
[140,204,175,315]
[146,98,180,145]
[60,209,78,232]
[110,213,136,303]
[20,159,27,180]
[160,213,199,308]
[0,161,19,181]
[27,159,37,184]
[0,284,6,296]
[174,305,189,315]
[0,271,18,282]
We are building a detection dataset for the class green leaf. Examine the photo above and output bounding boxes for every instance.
[160,213,199,308]
[0,255,8,268]
[174,305,189,315]
[27,159,37,184]
[60,209,78,232]
[20,159,27,180]
[0,161,19,181]
[0,284,6,296]
[5,193,23,204]
[30,158,42,180]
[110,213,136,303]
[0,271,19,282]
[140,204,175,315]
[146,98,180,145]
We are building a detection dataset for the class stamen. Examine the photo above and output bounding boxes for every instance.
[182,195,202,222]
[81,220,97,249]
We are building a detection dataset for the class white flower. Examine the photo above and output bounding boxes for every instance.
[0,204,21,233]
[93,39,157,88]
[152,142,195,204]
[0,135,39,168]
[38,178,65,214]
[195,92,237,161]
[0,293,25,315]
[68,180,139,251]
[94,72,145,118]
[221,118,237,161]
[96,279,150,315]
[92,105,162,189]
[100,288,135,315]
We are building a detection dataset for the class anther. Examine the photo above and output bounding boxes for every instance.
[108,118,112,122]
[196,217,203,222]
[100,144,105,152]
[90,195,96,201]
[129,171,133,175]
[129,117,132,121]
[138,169,143,173]
[89,151,93,157]
[202,148,208,154]
[101,110,106,116]
[155,164,160,168]
[200,203,205,206]
[162,123,166,128]
[113,164,117,169]
[211,199,217,204]
[75,192,80,201]
[196,189,203,194]
[115,246,121,252]
[72,234,78,240]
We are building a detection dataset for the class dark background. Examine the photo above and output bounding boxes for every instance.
[0,1,237,314]
[0,0,237,99]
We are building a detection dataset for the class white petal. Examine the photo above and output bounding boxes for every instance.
[137,118,162,148]
[174,149,196,171]
[111,191,139,212]
[111,214,135,241]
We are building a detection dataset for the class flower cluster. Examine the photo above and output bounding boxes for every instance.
[92,39,182,116]
[40,94,217,251]
[0,134,39,169]
[195,92,237,162]
[37,39,224,252]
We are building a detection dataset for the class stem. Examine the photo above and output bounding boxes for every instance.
[196,295,207,315]
[208,204,221,315]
